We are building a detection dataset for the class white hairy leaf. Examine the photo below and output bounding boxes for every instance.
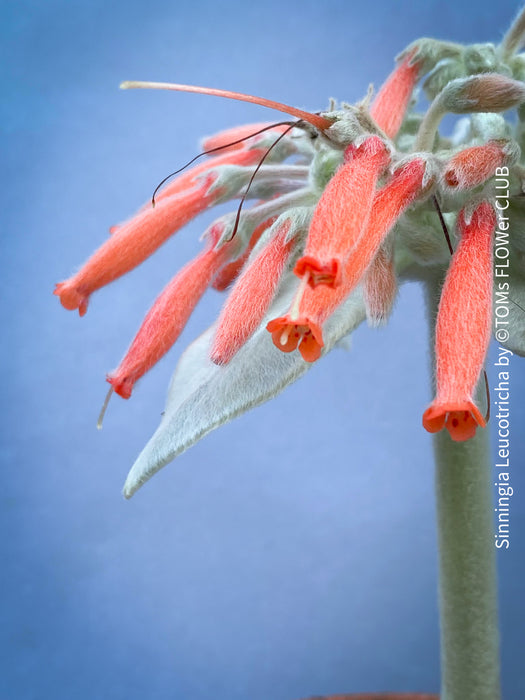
[123,280,366,498]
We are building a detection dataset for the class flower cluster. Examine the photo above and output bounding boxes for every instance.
[55,13,525,496]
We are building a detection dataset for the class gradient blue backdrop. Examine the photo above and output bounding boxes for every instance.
[2,1,524,698]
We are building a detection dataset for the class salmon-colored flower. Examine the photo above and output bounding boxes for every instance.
[294,135,390,288]
[370,51,421,139]
[53,132,296,316]
[267,313,325,362]
[54,32,525,493]
[211,218,296,365]
[422,201,496,441]
[268,158,427,361]
[442,140,516,190]
[52,20,525,700]
[107,222,230,399]
[54,173,222,316]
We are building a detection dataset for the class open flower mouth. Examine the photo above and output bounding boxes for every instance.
[48,12,525,700]
[53,23,525,494]
[267,315,324,362]
[422,401,487,442]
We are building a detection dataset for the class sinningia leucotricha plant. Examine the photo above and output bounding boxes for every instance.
[55,15,525,498]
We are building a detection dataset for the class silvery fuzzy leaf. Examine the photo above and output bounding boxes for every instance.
[123,281,366,498]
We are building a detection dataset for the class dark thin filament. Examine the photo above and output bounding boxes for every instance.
[483,369,491,424]
[433,195,454,254]
[151,120,297,206]
[225,121,301,242]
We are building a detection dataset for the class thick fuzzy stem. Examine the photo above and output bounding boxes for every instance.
[425,276,501,700]
[500,6,525,59]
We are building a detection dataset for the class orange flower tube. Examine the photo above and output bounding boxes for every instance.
[294,135,390,288]
[211,220,294,365]
[422,201,496,441]
[54,174,223,316]
[109,144,273,237]
[107,225,230,399]
[370,52,421,139]
[269,158,426,361]
[443,141,510,190]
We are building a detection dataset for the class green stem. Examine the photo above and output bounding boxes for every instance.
[414,96,444,152]
[425,276,501,700]
[500,6,525,61]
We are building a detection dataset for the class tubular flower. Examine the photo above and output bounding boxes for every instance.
[54,130,297,316]
[268,158,427,361]
[54,16,525,496]
[369,51,421,139]
[107,222,230,399]
[422,202,496,441]
[211,217,298,365]
[442,140,518,190]
[54,173,222,316]
[294,135,390,288]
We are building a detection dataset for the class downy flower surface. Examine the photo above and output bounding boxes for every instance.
[55,15,525,497]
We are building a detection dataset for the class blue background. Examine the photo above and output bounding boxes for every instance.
[2,1,524,698]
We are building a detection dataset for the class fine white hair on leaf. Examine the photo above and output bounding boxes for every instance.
[122,281,366,498]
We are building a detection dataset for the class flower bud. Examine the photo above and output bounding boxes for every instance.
[440,74,525,114]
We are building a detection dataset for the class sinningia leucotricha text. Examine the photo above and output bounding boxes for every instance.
[55,13,525,497]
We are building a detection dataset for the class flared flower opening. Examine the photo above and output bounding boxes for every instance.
[54,22,525,482]
[107,374,134,400]
[294,255,342,288]
[266,316,324,362]
[292,136,390,290]
[422,400,486,441]
[54,280,91,316]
